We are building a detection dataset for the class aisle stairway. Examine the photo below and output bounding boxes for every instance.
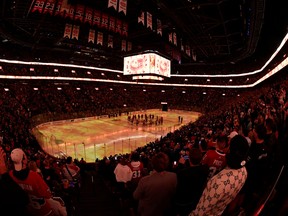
[74,170,126,216]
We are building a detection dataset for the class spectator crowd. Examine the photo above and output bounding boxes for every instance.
[0,61,288,216]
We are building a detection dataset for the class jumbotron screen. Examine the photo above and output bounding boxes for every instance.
[123,52,171,78]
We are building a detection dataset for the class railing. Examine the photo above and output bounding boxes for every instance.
[32,112,182,162]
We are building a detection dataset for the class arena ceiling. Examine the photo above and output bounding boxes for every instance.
[0,0,287,74]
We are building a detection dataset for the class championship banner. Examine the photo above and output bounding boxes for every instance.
[109,17,115,32]
[186,45,191,56]
[67,4,75,20]
[115,19,122,34]
[108,0,117,10]
[121,40,126,51]
[93,10,101,27]
[71,25,80,40]
[108,35,113,48]
[138,11,145,25]
[59,0,69,17]
[180,40,184,51]
[31,0,46,13]
[43,0,55,14]
[173,32,177,46]
[157,19,162,35]
[74,5,84,22]
[97,32,103,45]
[122,22,128,37]
[88,29,95,43]
[118,0,127,15]
[192,49,197,61]
[54,0,63,16]
[146,12,152,29]
[101,13,109,29]
[127,41,132,51]
[168,33,173,43]
[63,23,72,38]
[84,7,93,25]
[172,49,181,62]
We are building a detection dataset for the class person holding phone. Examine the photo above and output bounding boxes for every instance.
[174,148,209,215]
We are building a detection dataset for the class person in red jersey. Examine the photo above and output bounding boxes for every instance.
[129,151,144,186]
[9,148,54,216]
[201,134,227,179]
[128,152,145,215]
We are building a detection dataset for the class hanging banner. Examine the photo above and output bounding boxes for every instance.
[84,7,93,25]
[108,35,113,48]
[59,0,69,17]
[43,0,55,14]
[122,22,128,37]
[74,4,84,22]
[54,0,63,16]
[180,40,184,51]
[31,0,46,13]
[93,10,101,27]
[63,23,72,38]
[157,19,162,36]
[121,40,126,51]
[168,33,173,43]
[97,32,103,45]
[138,11,145,25]
[173,32,177,46]
[66,4,75,20]
[127,41,132,51]
[146,12,152,29]
[88,29,95,43]
[186,45,191,56]
[109,17,116,32]
[192,49,197,61]
[71,25,80,40]
[108,0,117,10]
[118,0,127,15]
[115,19,122,34]
[101,13,109,29]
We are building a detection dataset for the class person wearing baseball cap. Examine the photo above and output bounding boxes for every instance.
[0,146,29,215]
[9,148,54,216]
